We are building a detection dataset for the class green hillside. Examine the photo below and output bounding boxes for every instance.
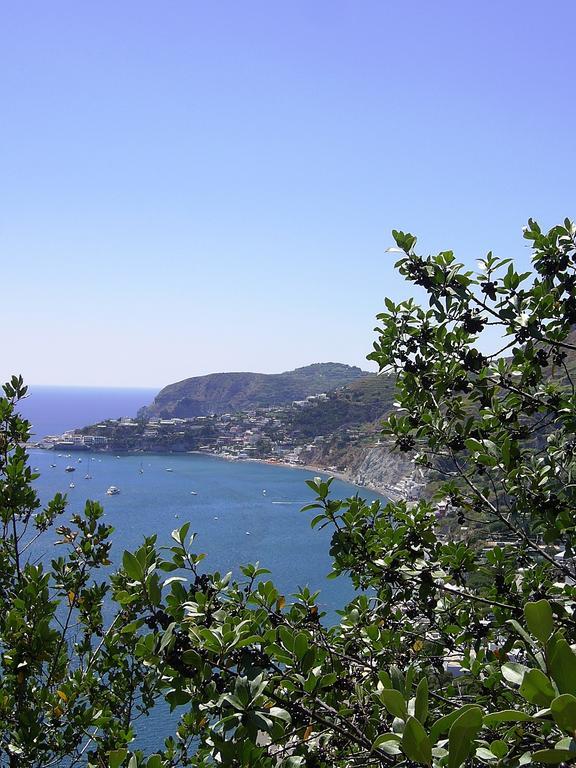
[280,372,396,438]
[141,362,370,418]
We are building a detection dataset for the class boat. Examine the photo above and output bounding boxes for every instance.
[106,486,120,496]
[85,458,93,480]
[190,491,198,495]
[165,468,173,472]
[69,482,75,489]
[50,463,56,468]
[139,462,144,474]
[65,466,76,473]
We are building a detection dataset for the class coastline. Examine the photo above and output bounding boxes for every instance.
[38,443,425,502]
[184,450,397,500]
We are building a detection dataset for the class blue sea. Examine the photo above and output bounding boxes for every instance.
[17,387,384,754]
[18,384,159,438]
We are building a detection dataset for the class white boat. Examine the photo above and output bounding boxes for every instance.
[65,466,76,473]
[106,486,120,496]
[165,468,173,472]
[69,482,75,489]
[190,491,198,495]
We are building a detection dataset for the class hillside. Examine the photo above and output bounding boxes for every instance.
[279,373,396,438]
[141,363,370,418]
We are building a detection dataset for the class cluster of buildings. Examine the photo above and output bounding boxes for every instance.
[39,392,364,470]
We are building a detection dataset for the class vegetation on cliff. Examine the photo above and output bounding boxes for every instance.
[3,219,576,767]
[141,363,369,419]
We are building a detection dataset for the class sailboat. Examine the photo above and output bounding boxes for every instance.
[84,457,93,480]
[139,461,144,474]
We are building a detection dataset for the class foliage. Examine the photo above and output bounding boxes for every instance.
[0,378,166,767]
[3,218,576,767]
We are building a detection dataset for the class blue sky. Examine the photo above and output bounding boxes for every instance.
[1,1,575,386]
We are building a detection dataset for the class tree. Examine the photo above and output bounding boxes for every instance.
[0,378,167,766]
[3,218,576,767]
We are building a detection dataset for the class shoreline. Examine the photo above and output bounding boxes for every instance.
[35,444,391,499]
[180,450,388,498]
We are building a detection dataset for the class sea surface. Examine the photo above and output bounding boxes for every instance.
[17,387,384,754]
[17,384,159,438]
[28,448,376,607]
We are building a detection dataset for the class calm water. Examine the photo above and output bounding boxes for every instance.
[18,387,384,754]
[29,448,378,604]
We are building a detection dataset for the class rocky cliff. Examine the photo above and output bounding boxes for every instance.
[346,445,428,500]
[142,363,370,418]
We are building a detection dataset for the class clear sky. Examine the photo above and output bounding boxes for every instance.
[1,1,575,386]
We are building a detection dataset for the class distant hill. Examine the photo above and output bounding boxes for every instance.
[141,363,370,418]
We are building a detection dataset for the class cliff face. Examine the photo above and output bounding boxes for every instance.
[142,363,370,418]
[346,445,427,500]
[302,432,428,501]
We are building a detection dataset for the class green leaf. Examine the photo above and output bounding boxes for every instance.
[507,620,537,648]
[465,438,484,453]
[279,626,294,652]
[502,661,529,686]
[379,688,407,720]
[294,632,308,660]
[555,738,576,754]
[430,704,478,744]
[122,550,143,582]
[268,706,291,724]
[525,600,554,645]
[146,574,161,606]
[146,756,163,768]
[372,733,401,752]
[120,619,144,635]
[402,717,432,765]
[519,668,555,707]
[490,740,508,759]
[109,749,127,768]
[414,677,429,724]
[284,758,305,768]
[551,694,576,733]
[448,707,483,768]
[549,639,576,695]
[483,710,534,725]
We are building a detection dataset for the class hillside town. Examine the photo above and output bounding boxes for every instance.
[37,391,376,474]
